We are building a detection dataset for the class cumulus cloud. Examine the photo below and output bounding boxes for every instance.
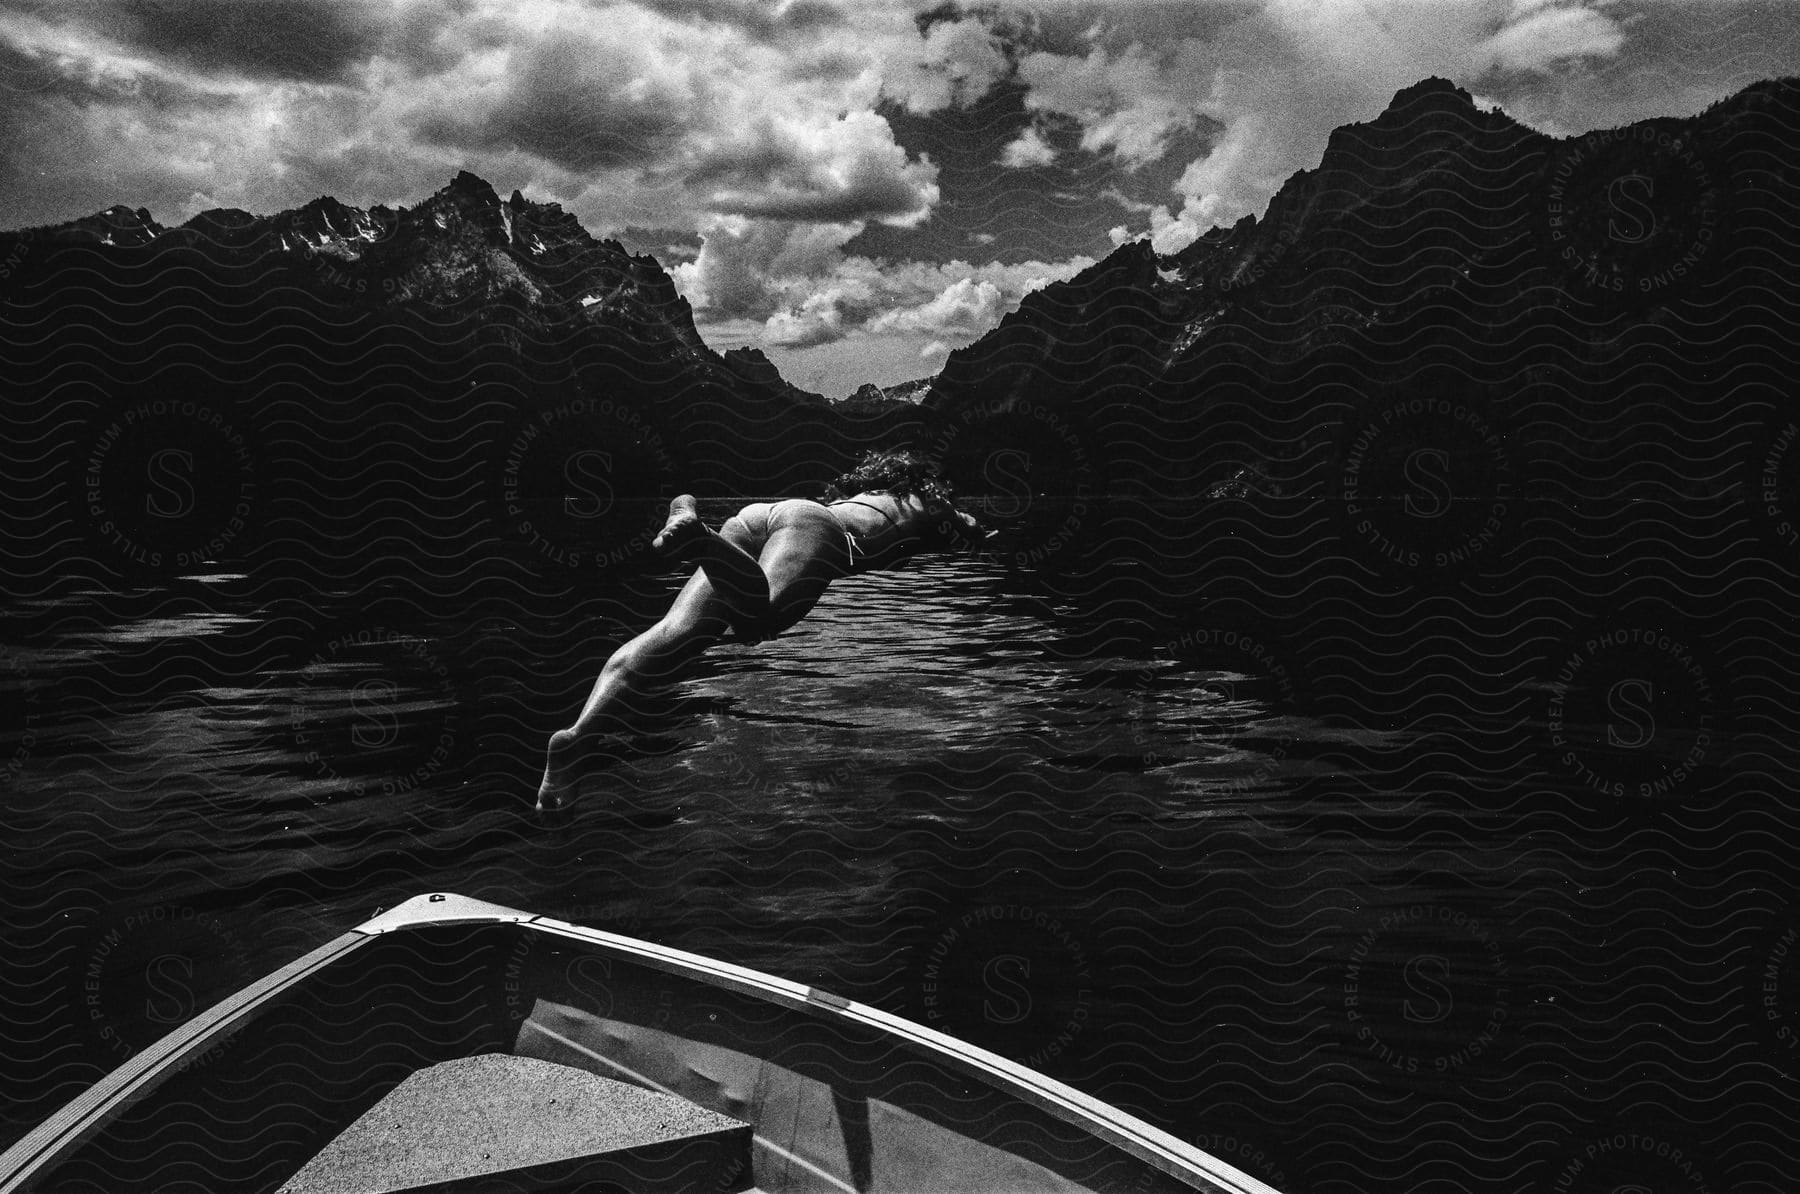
[882,13,1012,114]
[765,293,853,347]
[1015,40,1199,169]
[0,0,943,235]
[1476,3,1625,73]
[867,276,1006,336]
[702,110,939,224]
[999,123,1057,168]
[673,216,864,319]
[690,243,1093,350]
[1067,0,1633,253]
[405,1,940,230]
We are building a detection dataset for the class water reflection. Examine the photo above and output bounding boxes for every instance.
[592,557,1312,824]
[80,613,255,644]
[3,556,1317,854]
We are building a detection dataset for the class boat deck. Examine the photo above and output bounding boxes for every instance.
[278,1053,754,1193]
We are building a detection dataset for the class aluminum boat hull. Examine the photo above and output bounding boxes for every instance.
[0,893,1283,1194]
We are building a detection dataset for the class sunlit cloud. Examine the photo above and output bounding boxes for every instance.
[0,0,1788,393]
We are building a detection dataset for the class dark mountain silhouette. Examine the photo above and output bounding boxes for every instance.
[0,171,923,589]
[837,376,936,412]
[7,170,801,401]
[910,76,1800,615]
[3,77,1797,603]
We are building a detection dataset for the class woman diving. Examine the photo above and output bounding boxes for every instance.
[536,450,988,810]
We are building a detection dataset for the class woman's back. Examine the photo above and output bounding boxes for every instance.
[828,491,920,538]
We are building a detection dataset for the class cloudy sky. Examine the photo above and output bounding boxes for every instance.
[2,1,1796,396]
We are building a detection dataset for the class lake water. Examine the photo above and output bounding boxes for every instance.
[1,515,1790,1194]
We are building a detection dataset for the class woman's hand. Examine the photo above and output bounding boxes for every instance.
[937,506,998,548]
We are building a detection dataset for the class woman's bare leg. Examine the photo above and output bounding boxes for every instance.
[653,495,772,627]
[535,498,844,810]
[536,569,731,810]
[649,495,840,635]
[753,519,842,632]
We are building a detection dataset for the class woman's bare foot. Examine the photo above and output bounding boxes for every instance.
[535,728,585,811]
[651,494,707,555]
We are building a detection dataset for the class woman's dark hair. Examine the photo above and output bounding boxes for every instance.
[823,449,956,508]
[824,449,987,545]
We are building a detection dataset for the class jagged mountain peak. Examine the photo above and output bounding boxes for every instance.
[1324,72,1530,164]
[409,169,514,243]
[447,168,499,200]
[181,206,256,231]
[1385,75,1476,113]
[174,206,262,250]
[37,203,167,246]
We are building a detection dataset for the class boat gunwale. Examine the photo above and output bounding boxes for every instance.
[518,916,1282,1194]
[0,892,1285,1194]
[0,931,367,1193]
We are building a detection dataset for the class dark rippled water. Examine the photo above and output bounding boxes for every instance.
[1,513,1787,1193]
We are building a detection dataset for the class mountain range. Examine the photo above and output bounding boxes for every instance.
[4,76,1798,600]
